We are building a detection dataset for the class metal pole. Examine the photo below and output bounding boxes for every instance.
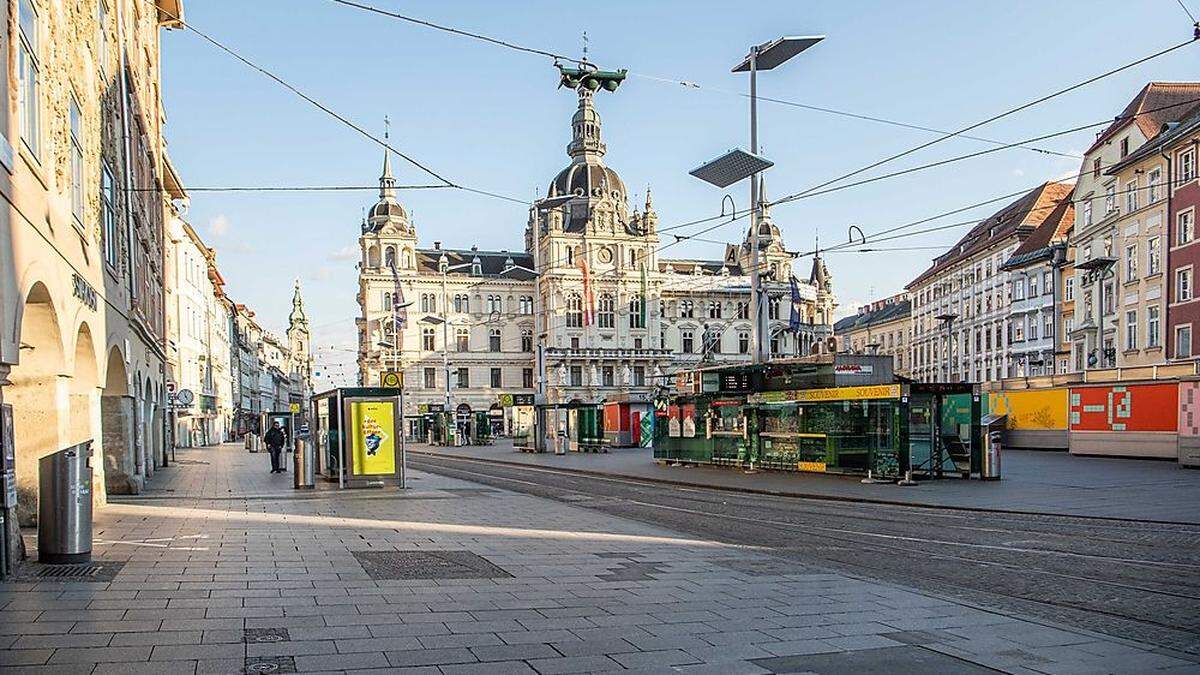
[748,46,763,364]
[442,269,452,441]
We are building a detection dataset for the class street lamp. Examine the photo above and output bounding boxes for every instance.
[1076,255,1118,369]
[935,313,958,381]
[690,35,824,365]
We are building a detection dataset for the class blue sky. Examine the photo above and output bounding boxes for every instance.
[161,1,1198,386]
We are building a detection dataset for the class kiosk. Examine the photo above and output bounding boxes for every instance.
[310,387,405,488]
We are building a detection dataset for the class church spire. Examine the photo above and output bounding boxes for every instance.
[567,87,606,162]
[288,279,308,329]
[379,116,396,200]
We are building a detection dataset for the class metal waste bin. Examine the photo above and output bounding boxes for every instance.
[247,433,261,453]
[38,441,93,564]
[293,437,315,489]
[979,414,1005,480]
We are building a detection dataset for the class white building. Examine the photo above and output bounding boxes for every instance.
[356,80,835,420]
[908,182,1074,382]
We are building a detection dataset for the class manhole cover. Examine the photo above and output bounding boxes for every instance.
[244,627,290,644]
[25,561,125,582]
[244,656,296,674]
[352,550,512,580]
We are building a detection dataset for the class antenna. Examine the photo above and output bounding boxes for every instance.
[384,115,390,140]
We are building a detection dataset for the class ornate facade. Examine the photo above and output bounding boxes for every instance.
[356,83,835,419]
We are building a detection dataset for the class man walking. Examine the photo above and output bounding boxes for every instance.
[264,421,287,474]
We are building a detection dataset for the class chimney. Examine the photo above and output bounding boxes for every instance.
[433,241,441,250]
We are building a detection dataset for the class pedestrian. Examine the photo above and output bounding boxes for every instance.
[264,421,286,474]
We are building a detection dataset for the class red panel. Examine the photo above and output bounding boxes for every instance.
[619,405,631,432]
[604,403,619,430]
[1069,383,1178,432]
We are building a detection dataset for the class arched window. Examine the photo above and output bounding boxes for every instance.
[486,295,501,314]
[566,293,583,328]
[384,246,396,269]
[368,245,380,268]
[597,294,615,328]
[382,291,392,311]
[708,301,722,319]
[521,329,533,352]
[768,295,781,320]
[680,300,694,318]
[401,248,412,269]
[629,295,645,329]
[489,328,501,352]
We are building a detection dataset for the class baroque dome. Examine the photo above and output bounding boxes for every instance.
[548,163,626,201]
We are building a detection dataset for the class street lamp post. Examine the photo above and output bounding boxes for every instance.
[936,313,958,381]
[691,36,823,364]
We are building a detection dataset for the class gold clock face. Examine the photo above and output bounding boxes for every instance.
[597,247,613,263]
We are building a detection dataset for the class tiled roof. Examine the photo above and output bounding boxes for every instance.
[833,299,911,334]
[415,248,535,280]
[1108,103,1200,172]
[907,181,1075,289]
[1085,82,1200,155]
[1001,188,1075,270]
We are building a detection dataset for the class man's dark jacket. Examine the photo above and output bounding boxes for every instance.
[264,427,285,450]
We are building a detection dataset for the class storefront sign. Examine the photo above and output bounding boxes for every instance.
[797,461,826,473]
[710,400,742,407]
[72,273,97,310]
[348,400,397,476]
[834,364,873,375]
[749,384,901,404]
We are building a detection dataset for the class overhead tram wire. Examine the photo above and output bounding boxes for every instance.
[145,0,529,206]
[768,34,1199,207]
[125,184,453,193]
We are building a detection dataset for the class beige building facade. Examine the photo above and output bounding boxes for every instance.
[0,0,184,526]
[833,294,911,377]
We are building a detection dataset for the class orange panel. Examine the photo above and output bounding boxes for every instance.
[1069,383,1178,432]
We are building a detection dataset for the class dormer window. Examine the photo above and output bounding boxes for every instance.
[471,256,482,276]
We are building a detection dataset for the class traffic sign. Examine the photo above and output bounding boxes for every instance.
[380,371,403,388]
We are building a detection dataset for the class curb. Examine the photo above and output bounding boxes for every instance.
[408,449,1196,527]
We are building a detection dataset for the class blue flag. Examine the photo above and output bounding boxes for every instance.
[789,275,802,333]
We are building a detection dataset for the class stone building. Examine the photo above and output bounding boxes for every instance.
[0,0,185,525]
[1070,82,1200,371]
[356,82,834,422]
[908,182,1075,383]
[833,294,912,377]
[1105,103,1200,364]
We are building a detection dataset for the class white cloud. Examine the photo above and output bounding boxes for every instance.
[208,214,230,237]
[327,245,359,262]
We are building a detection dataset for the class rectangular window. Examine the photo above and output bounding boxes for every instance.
[1148,167,1162,202]
[1125,179,1138,213]
[69,96,83,225]
[1013,279,1025,301]
[1179,210,1195,247]
[423,367,436,388]
[1177,325,1194,359]
[1148,306,1160,348]
[1028,314,1038,341]
[1092,158,1101,178]
[569,366,582,387]
[1180,150,1196,184]
[1043,313,1054,340]
[1125,243,1137,281]
[456,368,469,389]
[18,0,40,157]
[1042,271,1052,294]
[602,366,614,387]
[632,366,645,387]
[1104,185,1116,215]
[1119,137,1129,158]
[1148,237,1162,275]
[522,368,533,389]
[738,331,749,354]
[1028,275,1038,298]
[736,302,749,320]
[1178,268,1193,303]
[628,296,645,328]
[1083,201,1092,227]
[1064,276,1074,301]
[490,368,501,388]
[101,162,118,267]
[1125,310,1138,351]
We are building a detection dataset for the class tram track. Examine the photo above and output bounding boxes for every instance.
[408,453,1200,655]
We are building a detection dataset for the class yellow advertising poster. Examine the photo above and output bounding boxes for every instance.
[349,401,397,476]
[989,388,1068,430]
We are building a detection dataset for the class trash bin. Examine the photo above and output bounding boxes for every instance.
[293,437,315,489]
[38,441,93,564]
[980,414,1005,480]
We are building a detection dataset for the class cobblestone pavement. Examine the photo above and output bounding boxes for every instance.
[417,440,1200,524]
[0,443,1195,674]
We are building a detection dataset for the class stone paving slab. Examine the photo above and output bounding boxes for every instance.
[415,439,1200,524]
[0,443,1195,674]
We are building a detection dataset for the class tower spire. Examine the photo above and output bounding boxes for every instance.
[379,116,395,200]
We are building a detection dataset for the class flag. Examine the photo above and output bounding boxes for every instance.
[394,287,408,330]
[789,275,802,333]
[577,256,595,326]
[639,261,648,327]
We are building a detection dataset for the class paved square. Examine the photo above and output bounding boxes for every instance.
[0,443,1196,674]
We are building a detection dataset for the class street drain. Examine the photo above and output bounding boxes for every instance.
[243,627,290,644]
[29,561,125,581]
[352,550,512,580]
[244,656,296,674]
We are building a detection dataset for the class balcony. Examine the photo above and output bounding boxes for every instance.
[544,347,672,361]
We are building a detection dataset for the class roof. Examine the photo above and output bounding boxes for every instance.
[1108,102,1200,173]
[659,258,742,276]
[1085,82,1200,155]
[833,299,911,335]
[1001,187,1075,270]
[907,181,1075,289]
[415,248,535,281]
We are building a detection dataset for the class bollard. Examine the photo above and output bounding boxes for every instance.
[897,470,918,486]
[293,438,315,489]
[38,442,93,564]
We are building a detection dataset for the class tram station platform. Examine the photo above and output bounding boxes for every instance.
[415,439,1200,525]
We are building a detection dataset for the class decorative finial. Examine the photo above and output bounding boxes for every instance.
[384,115,390,140]
[582,30,589,61]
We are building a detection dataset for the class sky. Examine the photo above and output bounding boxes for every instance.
[160,0,1200,387]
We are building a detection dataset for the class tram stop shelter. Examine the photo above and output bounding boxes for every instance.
[311,387,405,488]
[654,355,984,481]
